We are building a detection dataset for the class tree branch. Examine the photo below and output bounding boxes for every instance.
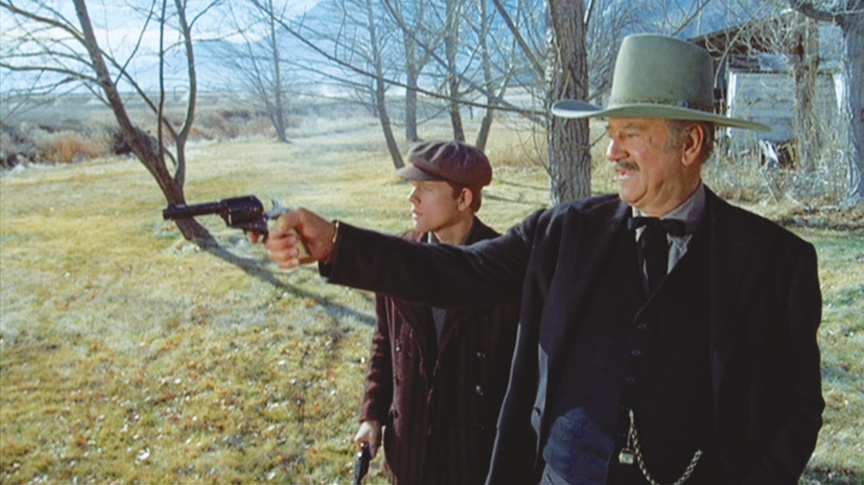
[788,0,840,23]
[248,0,543,118]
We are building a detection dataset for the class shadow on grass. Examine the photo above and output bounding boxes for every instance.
[802,467,864,484]
[203,245,377,327]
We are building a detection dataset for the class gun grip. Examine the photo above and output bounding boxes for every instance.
[287,228,313,265]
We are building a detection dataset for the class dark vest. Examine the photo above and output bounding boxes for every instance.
[542,219,730,484]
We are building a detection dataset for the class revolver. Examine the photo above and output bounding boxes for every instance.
[353,443,371,485]
[162,195,309,260]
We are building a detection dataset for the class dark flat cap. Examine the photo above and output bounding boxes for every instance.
[394,141,492,187]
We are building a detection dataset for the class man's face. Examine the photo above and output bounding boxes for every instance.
[407,180,464,234]
[605,117,696,216]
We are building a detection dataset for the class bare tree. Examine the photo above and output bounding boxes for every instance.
[790,0,864,206]
[383,0,435,142]
[216,0,294,143]
[461,0,520,151]
[1,0,218,244]
[308,0,405,167]
[384,0,538,147]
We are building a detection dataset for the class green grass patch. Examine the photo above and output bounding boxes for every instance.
[2,117,862,484]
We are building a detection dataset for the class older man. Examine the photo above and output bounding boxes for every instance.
[259,34,823,484]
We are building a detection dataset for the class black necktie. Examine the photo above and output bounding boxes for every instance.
[628,217,686,294]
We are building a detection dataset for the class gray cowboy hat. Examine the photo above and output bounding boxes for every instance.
[551,33,770,132]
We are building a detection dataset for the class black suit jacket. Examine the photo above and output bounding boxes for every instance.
[324,187,824,484]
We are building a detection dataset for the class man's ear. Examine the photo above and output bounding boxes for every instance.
[457,188,473,212]
[682,124,705,167]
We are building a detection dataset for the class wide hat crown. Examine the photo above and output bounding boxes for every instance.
[552,34,770,131]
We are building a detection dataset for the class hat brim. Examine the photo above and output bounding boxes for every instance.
[393,164,445,181]
[551,99,770,132]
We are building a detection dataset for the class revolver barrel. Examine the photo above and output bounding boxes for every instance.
[162,201,225,220]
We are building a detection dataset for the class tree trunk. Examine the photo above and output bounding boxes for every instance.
[445,0,464,142]
[269,0,289,144]
[546,0,591,204]
[405,35,421,142]
[476,110,494,152]
[377,77,405,169]
[840,8,864,206]
[406,75,420,142]
[790,13,821,173]
[365,0,403,168]
[475,0,495,152]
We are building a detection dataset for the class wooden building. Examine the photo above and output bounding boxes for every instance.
[690,12,843,153]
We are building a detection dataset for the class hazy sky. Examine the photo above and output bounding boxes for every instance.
[0,0,323,93]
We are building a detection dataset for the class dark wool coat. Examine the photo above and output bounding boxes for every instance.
[323,188,824,485]
[360,218,520,485]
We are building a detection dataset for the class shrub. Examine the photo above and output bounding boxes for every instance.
[0,123,38,167]
[33,129,111,164]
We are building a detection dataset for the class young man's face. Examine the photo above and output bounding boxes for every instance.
[407,180,466,234]
[605,117,699,216]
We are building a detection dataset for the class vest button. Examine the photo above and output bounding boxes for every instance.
[475,385,485,397]
[631,349,642,357]
[625,376,636,384]
[636,323,647,330]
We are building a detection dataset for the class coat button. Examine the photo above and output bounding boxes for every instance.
[395,342,402,352]
[630,349,642,357]
[475,385,485,397]
[625,376,636,384]
[636,323,647,330]
[476,351,486,358]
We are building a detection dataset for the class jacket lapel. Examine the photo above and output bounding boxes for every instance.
[540,199,631,388]
[706,189,769,398]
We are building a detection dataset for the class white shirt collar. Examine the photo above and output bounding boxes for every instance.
[632,182,706,236]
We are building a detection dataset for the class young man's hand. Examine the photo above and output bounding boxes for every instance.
[353,420,382,458]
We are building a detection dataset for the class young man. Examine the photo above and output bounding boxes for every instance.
[353,141,520,485]
[259,35,823,484]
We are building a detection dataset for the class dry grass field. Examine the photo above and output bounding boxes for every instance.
[1,107,862,484]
